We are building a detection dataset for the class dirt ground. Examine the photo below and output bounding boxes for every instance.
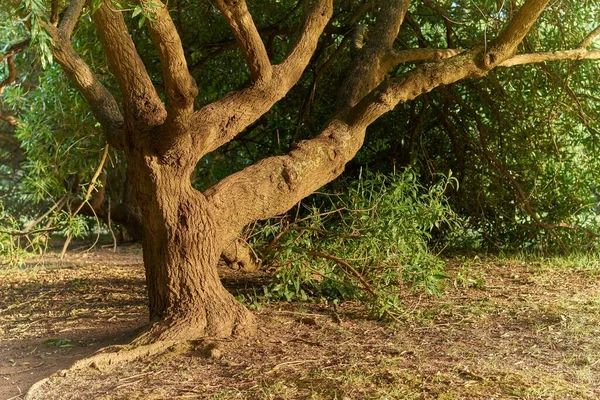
[1,247,599,399]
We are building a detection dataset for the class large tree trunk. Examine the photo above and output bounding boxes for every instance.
[129,155,255,342]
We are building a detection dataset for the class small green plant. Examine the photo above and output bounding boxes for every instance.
[17,0,54,68]
[453,259,487,289]
[250,169,461,319]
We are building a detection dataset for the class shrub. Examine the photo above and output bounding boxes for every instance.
[250,169,460,319]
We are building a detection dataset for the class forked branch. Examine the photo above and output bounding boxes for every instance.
[207,0,557,241]
[480,0,551,69]
[92,0,166,129]
[337,0,411,108]
[191,0,333,157]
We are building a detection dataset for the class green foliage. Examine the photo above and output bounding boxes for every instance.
[17,0,53,68]
[0,203,46,267]
[250,170,460,319]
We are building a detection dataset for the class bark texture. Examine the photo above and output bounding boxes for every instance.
[128,156,255,341]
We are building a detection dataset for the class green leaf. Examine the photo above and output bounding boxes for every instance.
[132,5,143,17]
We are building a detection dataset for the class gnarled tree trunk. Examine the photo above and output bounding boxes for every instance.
[129,153,255,342]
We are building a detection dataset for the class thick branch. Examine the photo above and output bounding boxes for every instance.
[92,0,166,130]
[206,0,558,241]
[191,0,333,158]
[143,0,197,134]
[278,0,333,78]
[389,48,463,65]
[480,0,550,69]
[337,0,411,108]
[214,0,272,81]
[45,22,125,149]
[206,53,482,240]
[58,0,85,37]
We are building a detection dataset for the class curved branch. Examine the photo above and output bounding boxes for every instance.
[580,25,600,49]
[205,52,481,240]
[214,0,272,82]
[8,1,125,148]
[92,0,166,130]
[191,0,333,158]
[45,22,125,149]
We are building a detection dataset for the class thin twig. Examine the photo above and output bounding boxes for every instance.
[73,144,110,216]
[107,196,117,252]
[306,250,378,297]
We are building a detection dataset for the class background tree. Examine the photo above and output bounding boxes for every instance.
[1,0,599,343]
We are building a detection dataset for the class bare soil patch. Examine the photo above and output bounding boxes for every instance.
[1,249,599,399]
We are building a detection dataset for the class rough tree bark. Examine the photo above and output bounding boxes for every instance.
[128,157,255,341]
[18,0,599,342]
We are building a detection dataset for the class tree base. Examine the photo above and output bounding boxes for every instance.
[134,298,256,345]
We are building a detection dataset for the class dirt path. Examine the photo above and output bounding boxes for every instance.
[1,250,599,399]
[0,247,147,399]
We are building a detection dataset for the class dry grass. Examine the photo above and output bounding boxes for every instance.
[1,248,599,399]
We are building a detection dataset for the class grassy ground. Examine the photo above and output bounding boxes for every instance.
[1,247,599,399]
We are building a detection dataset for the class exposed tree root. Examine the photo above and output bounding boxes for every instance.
[24,340,177,400]
[24,311,256,399]
[132,309,257,345]
[23,337,242,399]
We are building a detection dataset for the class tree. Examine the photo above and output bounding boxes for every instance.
[3,0,600,343]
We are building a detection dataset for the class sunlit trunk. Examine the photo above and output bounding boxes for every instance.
[128,155,255,341]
